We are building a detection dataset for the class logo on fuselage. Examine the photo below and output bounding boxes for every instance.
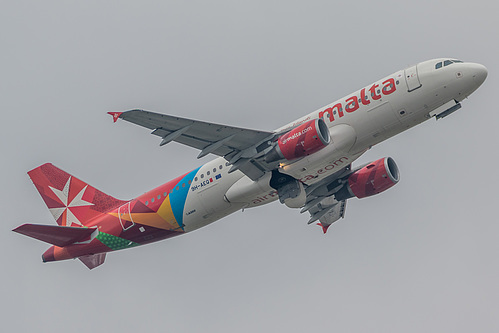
[299,156,350,183]
[319,78,397,122]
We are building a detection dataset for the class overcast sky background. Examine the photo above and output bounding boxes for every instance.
[1,1,497,332]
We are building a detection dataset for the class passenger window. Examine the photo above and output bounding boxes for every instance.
[444,60,453,66]
[435,62,442,69]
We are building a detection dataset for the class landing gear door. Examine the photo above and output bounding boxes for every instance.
[404,65,422,92]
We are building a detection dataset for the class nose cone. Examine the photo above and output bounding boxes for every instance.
[471,63,488,87]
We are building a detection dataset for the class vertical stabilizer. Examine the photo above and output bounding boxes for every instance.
[28,163,126,227]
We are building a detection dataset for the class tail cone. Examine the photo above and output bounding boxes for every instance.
[42,246,55,263]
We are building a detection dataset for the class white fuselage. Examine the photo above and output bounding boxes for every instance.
[180,58,487,232]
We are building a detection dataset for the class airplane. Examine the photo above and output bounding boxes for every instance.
[13,58,487,269]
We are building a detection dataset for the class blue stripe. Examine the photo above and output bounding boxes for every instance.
[169,167,201,228]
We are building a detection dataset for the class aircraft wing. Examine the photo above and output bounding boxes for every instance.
[298,165,353,233]
[109,110,278,180]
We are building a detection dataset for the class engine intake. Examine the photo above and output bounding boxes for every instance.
[335,157,400,200]
[265,118,330,163]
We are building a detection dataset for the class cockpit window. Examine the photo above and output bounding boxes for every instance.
[436,59,464,70]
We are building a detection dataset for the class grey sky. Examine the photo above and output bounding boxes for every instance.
[1,1,497,332]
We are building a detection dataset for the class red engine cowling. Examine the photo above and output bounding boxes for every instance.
[336,157,400,200]
[265,119,330,162]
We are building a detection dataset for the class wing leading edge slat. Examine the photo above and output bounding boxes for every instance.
[120,109,272,152]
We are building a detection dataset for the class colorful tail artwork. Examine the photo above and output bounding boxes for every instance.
[27,163,126,227]
[14,164,128,269]
[14,163,196,269]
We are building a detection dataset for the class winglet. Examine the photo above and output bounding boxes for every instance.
[317,222,330,234]
[107,112,123,123]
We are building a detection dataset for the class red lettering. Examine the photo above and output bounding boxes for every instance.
[382,78,396,95]
[334,157,349,166]
[360,88,370,106]
[300,157,350,183]
[369,83,381,100]
[319,103,343,122]
[300,175,315,182]
[334,103,344,118]
[319,107,334,122]
[345,96,359,113]
[316,78,396,125]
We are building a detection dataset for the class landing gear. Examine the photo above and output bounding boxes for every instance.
[270,170,306,209]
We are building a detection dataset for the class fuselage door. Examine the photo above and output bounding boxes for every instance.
[404,65,422,92]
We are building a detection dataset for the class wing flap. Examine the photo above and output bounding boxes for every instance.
[318,200,346,225]
[298,165,352,232]
[13,224,96,247]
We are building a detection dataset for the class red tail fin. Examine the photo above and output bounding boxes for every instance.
[28,163,126,227]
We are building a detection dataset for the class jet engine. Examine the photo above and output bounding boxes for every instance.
[335,157,400,200]
[265,118,330,163]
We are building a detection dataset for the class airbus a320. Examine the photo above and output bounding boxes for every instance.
[14,58,487,269]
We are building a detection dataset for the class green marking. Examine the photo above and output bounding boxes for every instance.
[96,232,139,251]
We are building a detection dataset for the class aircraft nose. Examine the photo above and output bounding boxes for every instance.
[471,63,488,87]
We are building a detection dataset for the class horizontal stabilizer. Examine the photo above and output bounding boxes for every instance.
[79,253,106,270]
[13,224,96,247]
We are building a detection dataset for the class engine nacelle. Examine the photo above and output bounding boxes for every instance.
[265,118,330,162]
[335,157,400,200]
